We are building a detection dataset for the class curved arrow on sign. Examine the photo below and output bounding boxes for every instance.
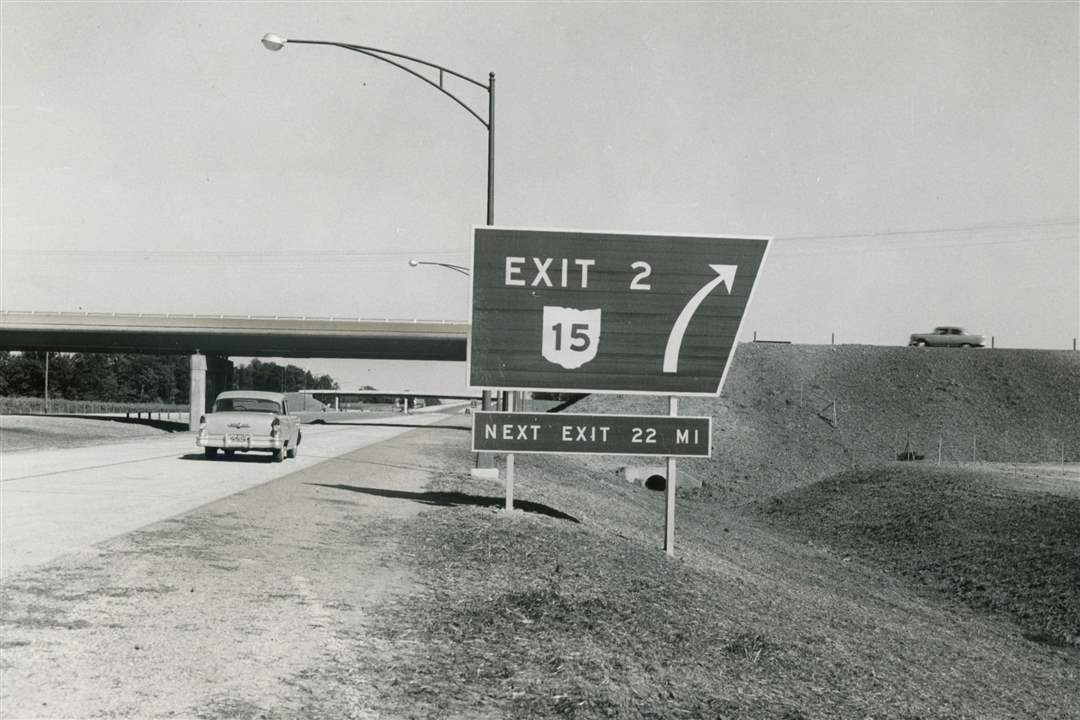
[662,264,737,373]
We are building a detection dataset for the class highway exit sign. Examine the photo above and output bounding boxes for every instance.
[472,411,712,457]
[468,227,770,395]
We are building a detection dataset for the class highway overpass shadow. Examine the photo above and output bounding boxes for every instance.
[308,483,580,523]
[8,413,189,432]
[306,420,470,431]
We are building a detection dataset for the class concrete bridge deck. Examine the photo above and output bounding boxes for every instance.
[0,311,469,360]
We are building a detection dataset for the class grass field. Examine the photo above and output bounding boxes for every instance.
[0,415,185,453]
[349,432,1079,719]
[751,464,1080,651]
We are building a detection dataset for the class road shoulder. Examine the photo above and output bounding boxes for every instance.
[0,419,473,719]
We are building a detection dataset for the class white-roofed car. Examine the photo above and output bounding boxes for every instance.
[196,390,301,462]
[908,326,986,348]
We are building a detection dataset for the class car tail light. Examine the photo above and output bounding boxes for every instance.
[271,417,281,437]
[199,415,206,430]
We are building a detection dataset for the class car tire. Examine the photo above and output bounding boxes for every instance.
[915,340,928,348]
[273,448,284,463]
[286,443,297,459]
[961,343,973,348]
[224,449,235,458]
[204,447,218,459]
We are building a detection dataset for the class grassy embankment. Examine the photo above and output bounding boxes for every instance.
[356,453,1078,719]
[346,345,1078,718]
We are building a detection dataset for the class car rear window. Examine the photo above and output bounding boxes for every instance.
[213,398,283,414]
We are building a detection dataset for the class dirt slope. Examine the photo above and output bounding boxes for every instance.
[575,343,1080,503]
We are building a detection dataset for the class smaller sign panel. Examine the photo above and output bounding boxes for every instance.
[472,411,711,457]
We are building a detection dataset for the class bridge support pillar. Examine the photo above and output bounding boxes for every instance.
[188,353,233,431]
[189,354,206,431]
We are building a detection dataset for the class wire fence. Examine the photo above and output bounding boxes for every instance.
[887,430,1074,466]
[780,383,1077,466]
[0,396,188,418]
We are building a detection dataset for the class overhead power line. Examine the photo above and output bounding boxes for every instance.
[3,220,1075,260]
[776,219,1078,242]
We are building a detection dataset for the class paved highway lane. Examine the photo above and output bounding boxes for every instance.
[0,415,455,577]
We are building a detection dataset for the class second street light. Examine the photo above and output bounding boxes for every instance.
[408,259,470,276]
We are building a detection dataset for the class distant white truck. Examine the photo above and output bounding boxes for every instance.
[908,326,985,348]
[196,390,302,462]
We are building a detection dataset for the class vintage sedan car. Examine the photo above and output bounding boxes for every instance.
[197,390,301,462]
[908,326,985,348]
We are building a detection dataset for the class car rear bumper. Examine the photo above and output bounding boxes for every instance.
[197,433,283,451]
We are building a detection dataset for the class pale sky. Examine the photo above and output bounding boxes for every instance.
[2,2,1077,393]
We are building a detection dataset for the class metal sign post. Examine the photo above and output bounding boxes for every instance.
[505,453,515,511]
[665,396,678,557]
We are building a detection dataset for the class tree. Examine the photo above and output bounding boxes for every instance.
[232,360,339,393]
[0,353,335,404]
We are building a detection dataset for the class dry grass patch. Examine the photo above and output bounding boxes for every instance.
[752,464,1080,650]
[355,465,1079,719]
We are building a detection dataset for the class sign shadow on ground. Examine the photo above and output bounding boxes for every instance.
[307,483,580,523]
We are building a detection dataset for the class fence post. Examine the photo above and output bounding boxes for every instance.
[831,332,835,345]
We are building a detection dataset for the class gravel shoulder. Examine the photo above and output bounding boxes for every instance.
[0,418,473,719]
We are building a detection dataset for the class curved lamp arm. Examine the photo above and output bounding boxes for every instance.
[262,34,491,129]
[408,259,471,276]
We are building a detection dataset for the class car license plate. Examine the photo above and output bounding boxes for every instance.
[227,434,250,443]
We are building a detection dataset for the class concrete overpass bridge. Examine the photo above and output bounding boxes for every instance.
[0,311,470,428]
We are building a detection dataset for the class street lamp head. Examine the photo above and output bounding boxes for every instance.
[261,33,288,51]
[408,259,421,267]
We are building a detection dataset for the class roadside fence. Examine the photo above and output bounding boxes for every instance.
[778,385,1076,467]
[0,396,188,419]
[890,431,1075,468]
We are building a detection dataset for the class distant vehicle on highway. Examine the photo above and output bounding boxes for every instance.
[908,326,985,348]
[197,390,301,462]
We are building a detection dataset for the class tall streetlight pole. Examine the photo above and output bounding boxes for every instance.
[261,33,496,414]
[260,34,494,225]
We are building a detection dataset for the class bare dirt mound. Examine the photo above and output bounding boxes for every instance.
[575,343,1080,503]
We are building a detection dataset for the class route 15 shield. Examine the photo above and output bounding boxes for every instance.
[541,306,601,369]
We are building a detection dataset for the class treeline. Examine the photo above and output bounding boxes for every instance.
[0,352,190,404]
[0,353,337,405]
[234,359,338,393]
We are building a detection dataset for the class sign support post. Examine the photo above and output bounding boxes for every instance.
[506,391,516,511]
[665,396,678,557]
[505,453,515,511]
